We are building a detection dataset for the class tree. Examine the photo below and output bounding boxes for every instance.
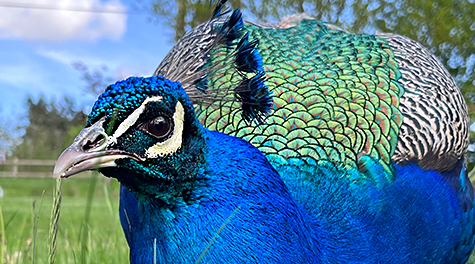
[72,61,113,97]
[11,97,87,160]
[0,107,22,157]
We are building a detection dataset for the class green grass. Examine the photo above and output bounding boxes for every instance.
[0,175,128,264]
[1,175,475,264]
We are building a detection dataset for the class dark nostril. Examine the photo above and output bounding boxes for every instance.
[83,134,106,151]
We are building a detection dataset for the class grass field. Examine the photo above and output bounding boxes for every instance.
[2,175,475,264]
[0,175,128,264]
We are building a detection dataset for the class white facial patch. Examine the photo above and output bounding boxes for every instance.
[145,102,185,158]
[107,96,163,145]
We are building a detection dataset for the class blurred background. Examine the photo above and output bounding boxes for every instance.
[0,0,474,263]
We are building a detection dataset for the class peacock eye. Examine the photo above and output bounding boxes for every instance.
[142,115,174,140]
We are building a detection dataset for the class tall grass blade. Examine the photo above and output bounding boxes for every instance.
[102,178,114,217]
[154,238,157,264]
[49,178,62,264]
[80,172,98,264]
[0,205,4,264]
[4,210,18,231]
[32,190,45,264]
[195,205,241,264]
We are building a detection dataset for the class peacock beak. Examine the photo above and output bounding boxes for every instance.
[53,117,143,179]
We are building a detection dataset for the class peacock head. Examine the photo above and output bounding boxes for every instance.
[54,76,207,202]
[53,6,272,202]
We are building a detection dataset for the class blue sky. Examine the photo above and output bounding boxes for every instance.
[0,0,173,146]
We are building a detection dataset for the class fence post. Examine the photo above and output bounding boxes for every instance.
[12,158,18,177]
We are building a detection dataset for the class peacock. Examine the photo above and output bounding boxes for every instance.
[54,2,475,263]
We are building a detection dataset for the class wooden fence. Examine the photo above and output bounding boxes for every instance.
[0,159,92,178]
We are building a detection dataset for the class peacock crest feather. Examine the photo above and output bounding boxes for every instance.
[154,6,272,124]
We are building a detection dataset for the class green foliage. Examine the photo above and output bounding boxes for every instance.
[145,0,215,41]
[10,97,87,161]
[72,61,114,97]
[0,108,22,156]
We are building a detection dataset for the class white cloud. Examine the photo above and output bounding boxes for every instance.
[37,49,117,68]
[36,49,157,81]
[0,0,127,42]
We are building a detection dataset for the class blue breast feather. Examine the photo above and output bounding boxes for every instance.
[119,130,474,263]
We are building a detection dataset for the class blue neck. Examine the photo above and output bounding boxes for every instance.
[120,131,320,263]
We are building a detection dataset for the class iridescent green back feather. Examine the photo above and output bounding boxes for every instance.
[194,19,404,183]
